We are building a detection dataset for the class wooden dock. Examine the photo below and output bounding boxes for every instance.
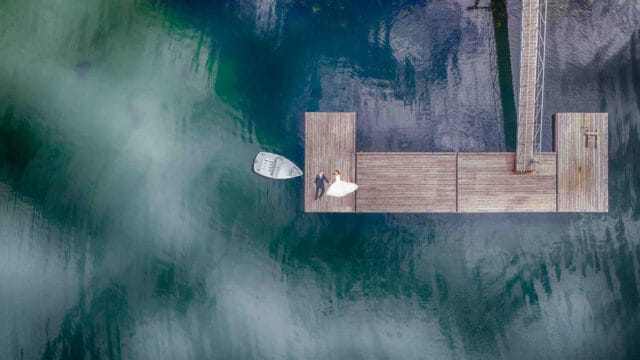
[304,112,356,212]
[515,0,541,172]
[457,152,556,212]
[303,112,608,213]
[556,113,608,212]
[356,153,457,213]
[301,3,607,214]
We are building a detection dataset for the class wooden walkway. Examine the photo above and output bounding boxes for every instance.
[556,113,608,212]
[356,153,457,213]
[458,152,556,212]
[304,112,356,212]
[515,0,541,172]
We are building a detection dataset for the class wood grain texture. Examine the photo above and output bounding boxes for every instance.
[556,113,608,212]
[355,152,457,213]
[304,112,356,212]
[515,0,540,172]
[303,114,608,213]
[458,152,557,212]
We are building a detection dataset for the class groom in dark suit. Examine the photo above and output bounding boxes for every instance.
[314,170,330,200]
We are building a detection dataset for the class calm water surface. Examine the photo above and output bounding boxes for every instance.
[1,0,639,359]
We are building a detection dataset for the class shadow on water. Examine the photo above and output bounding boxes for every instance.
[0,106,101,235]
[42,283,131,360]
[0,106,41,175]
[490,0,517,150]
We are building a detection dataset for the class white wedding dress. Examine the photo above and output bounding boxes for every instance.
[326,175,358,197]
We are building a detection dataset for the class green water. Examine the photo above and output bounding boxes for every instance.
[1,0,639,359]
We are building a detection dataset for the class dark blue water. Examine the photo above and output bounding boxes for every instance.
[1,0,639,358]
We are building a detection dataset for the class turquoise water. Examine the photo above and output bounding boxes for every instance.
[1,0,639,358]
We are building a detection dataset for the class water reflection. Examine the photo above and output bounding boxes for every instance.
[0,0,639,359]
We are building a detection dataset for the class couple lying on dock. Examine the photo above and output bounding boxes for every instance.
[314,170,358,199]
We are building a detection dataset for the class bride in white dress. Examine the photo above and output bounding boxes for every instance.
[326,170,358,197]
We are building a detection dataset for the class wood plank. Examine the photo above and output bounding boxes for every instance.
[556,113,608,212]
[304,112,356,212]
[458,152,557,212]
[356,153,457,213]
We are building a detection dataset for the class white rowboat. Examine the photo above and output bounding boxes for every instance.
[253,152,303,179]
